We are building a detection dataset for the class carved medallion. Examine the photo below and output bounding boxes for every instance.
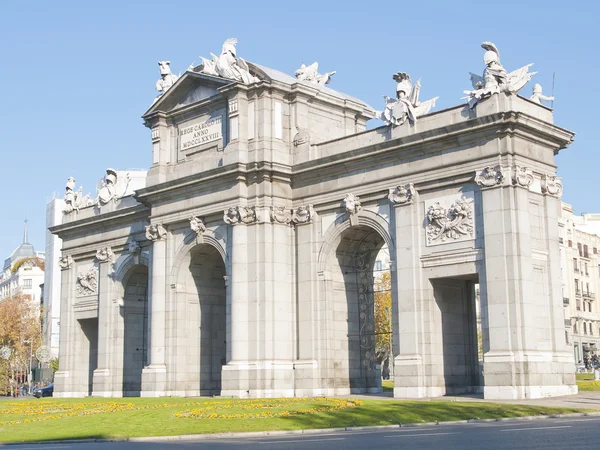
[239,206,257,224]
[541,174,563,197]
[425,194,475,246]
[512,165,534,188]
[270,206,292,224]
[145,224,167,241]
[388,184,415,205]
[76,268,98,297]
[223,207,239,225]
[292,205,314,224]
[475,166,504,187]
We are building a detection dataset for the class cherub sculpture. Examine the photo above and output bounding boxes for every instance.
[294,62,336,86]
[530,83,554,106]
[198,38,258,84]
[376,72,438,126]
[464,42,536,109]
[156,61,179,95]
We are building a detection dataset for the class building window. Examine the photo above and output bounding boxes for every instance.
[574,323,578,334]
[578,243,583,256]
[584,245,589,258]
[585,263,589,275]
[374,261,383,272]
[568,240,572,248]
[573,258,579,272]
[23,279,32,289]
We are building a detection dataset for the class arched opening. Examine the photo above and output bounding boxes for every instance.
[122,265,148,396]
[326,225,388,393]
[176,243,226,396]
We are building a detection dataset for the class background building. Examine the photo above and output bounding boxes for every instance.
[559,203,600,365]
[0,222,45,304]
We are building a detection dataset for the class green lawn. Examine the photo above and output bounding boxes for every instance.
[576,372,600,391]
[0,397,586,444]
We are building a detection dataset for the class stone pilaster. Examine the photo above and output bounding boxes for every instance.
[141,224,168,397]
[54,255,75,397]
[92,247,119,397]
[389,185,429,398]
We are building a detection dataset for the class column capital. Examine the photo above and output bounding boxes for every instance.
[270,206,292,224]
[95,247,114,263]
[474,165,506,188]
[388,183,415,206]
[224,206,257,225]
[145,223,167,241]
[58,255,74,271]
[541,174,563,197]
[292,204,314,225]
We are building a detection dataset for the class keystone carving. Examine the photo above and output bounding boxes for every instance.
[512,165,534,188]
[270,206,292,224]
[128,240,141,255]
[76,268,98,297]
[388,184,415,205]
[475,166,504,187]
[58,255,73,271]
[292,205,314,224]
[190,216,207,243]
[343,193,362,215]
[95,247,114,263]
[541,174,563,197]
[426,195,474,245]
[145,224,167,241]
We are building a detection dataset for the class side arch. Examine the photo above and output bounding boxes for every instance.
[170,230,228,284]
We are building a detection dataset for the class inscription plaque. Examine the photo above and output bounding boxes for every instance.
[180,116,222,150]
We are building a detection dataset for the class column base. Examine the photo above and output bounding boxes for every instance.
[484,385,578,400]
[92,368,116,397]
[221,360,295,398]
[141,364,167,397]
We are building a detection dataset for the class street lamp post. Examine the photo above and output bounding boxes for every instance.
[23,339,33,394]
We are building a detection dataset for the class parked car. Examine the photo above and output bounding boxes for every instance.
[33,384,53,398]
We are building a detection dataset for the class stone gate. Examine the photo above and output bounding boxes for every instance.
[51,40,576,400]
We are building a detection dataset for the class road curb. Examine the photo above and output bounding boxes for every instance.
[2,412,599,446]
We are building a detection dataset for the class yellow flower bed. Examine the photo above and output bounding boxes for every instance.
[0,398,363,426]
[174,398,363,420]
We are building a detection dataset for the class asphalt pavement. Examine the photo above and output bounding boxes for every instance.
[3,415,600,450]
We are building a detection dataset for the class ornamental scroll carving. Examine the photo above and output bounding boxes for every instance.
[223,206,257,225]
[388,184,415,205]
[76,268,98,297]
[425,194,475,246]
[292,205,314,224]
[270,206,292,224]
[541,174,563,197]
[58,255,73,271]
[512,165,534,188]
[146,224,167,241]
[475,166,504,187]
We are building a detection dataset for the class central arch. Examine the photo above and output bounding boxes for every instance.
[318,211,396,395]
[175,242,227,396]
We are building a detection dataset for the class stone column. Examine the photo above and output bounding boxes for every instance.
[292,205,320,396]
[388,184,428,398]
[53,255,74,397]
[221,206,251,396]
[92,247,117,397]
[141,224,168,397]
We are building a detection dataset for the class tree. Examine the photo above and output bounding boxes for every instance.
[374,271,392,377]
[0,292,42,395]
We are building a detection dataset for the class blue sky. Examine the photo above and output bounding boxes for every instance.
[0,0,598,259]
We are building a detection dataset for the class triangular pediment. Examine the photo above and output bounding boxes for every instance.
[143,72,235,118]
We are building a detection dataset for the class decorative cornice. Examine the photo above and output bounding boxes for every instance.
[292,205,314,225]
[270,206,292,224]
[95,247,114,263]
[512,165,534,188]
[224,206,257,225]
[145,224,167,241]
[475,166,505,188]
[58,255,73,271]
[388,183,415,205]
[541,174,563,197]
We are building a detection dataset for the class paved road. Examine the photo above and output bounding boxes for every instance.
[3,416,600,450]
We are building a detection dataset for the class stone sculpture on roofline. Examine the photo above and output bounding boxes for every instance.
[376,72,439,126]
[464,41,536,109]
[196,38,258,84]
[294,62,336,86]
[63,177,93,215]
[156,61,179,96]
[530,83,554,106]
